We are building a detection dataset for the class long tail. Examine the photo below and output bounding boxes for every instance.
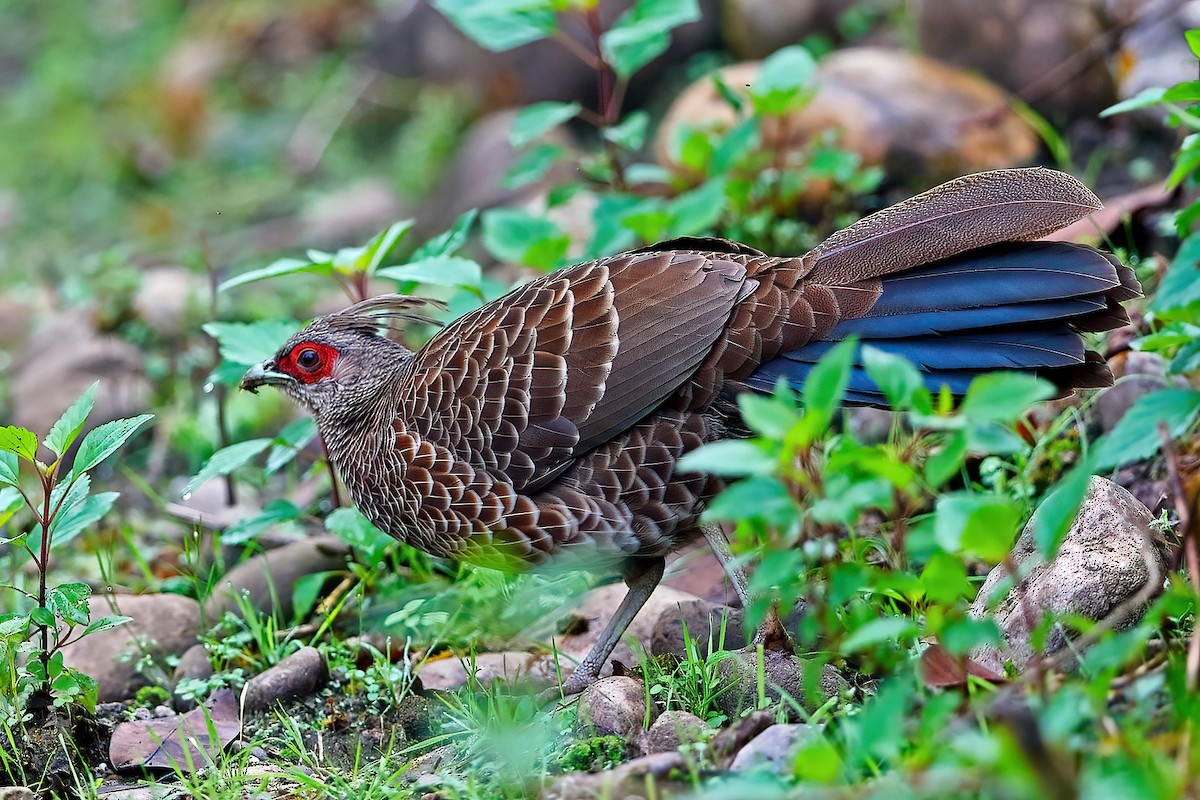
[745,169,1141,403]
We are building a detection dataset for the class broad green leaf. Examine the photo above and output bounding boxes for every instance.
[920,553,974,605]
[183,438,272,497]
[676,439,777,477]
[0,487,24,528]
[1100,87,1166,117]
[841,616,917,654]
[218,257,331,292]
[710,116,759,175]
[1152,233,1200,318]
[47,582,91,626]
[363,220,415,274]
[601,0,700,78]
[292,572,336,621]
[0,426,38,462]
[433,0,557,51]
[30,606,53,627]
[1164,80,1200,104]
[934,492,1022,561]
[923,432,966,487]
[502,142,567,189]
[603,111,649,151]
[960,373,1055,423]
[1093,388,1200,470]
[70,415,153,479]
[801,338,857,432]
[45,382,97,458]
[326,506,393,564]
[738,393,800,439]
[223,498,302,545]
[83,615,132,636]
[703,476,797,527]
[750,45,817,115]
[376,256,483,289]
[203,320,299,368]
[0,614,31,639]
[1188,29,1200,59]
[482,208,570,269]
[48,491,118,547]
[1170,338,1200,375]
[0,451,18,488]
[510,102,581,148]
[412,209,479,260]
[265,417,319,475]
[666,178,727,238]
[862,346,930,413]
[1032,465,1093,558]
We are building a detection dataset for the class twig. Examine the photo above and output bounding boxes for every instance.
[1160,423,1198,691]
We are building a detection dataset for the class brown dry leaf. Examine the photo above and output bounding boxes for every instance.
[920,643,1007,688]
[1041,184,1173,245]
[109,689,241,772]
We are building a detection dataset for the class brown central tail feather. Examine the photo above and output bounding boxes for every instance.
[747,241,1140,404]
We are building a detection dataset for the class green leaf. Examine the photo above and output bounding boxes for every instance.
[292,572,335,621]
[1152,233,1200,318]
[924,432,967,487]
[363,220,416,274]
[433,0,558,51]
[265,417,319,475]
[841,617,917,654]
[960,373,1055,423]
[801,338,857,432]
[750,45,817,115]
[30,606,54,628]
[224,498,303,545]
[738,393,800,439]
[1188,29,1200,59]
[183,438,273,497]
[600,0,700,78]
[0,451,18,488]
[482,208,570,269]
[603,111,650,151]
[203,320,299,368]
[83,615,132,636]
[326,507,393,564]
[920,553,974,605]
[376,256,483,289]
[1092,388,1200,470]
[0,426,38,462]
[703,476,797,527]
[666,178,727,238]
[218,257,332,292]
[862,346,929,413]
[1170,338,1200,375]
[49,492,118,547]
[47,583,91,626]
[1032,465,1092,558]
[510,102,581,148]
[502,142,567,189]
[934,492,1022,561]
[70,415,153,479]
[412,209,479,261]
[676,440,777,477]
[45,383,97,459]
[1100,87,1166,117]
[0,487,24,528]
[1164,80,1200,104]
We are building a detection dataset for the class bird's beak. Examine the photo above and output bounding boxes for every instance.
[239,361,291,393]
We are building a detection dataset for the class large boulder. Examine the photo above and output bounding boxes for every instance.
[969,476,1168,673]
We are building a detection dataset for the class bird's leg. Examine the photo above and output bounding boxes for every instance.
[702,525,794,652]
[553,556,666,698]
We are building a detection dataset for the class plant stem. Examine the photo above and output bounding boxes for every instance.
[37,474,52,684]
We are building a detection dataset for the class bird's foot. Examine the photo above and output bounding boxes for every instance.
[538,665,598,705]
[750,607,794,653]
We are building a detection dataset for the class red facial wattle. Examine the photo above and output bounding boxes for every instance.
[279,342,338,384]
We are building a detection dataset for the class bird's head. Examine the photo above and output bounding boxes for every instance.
[239,294,445,417]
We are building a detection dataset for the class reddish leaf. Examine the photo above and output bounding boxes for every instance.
[109,689,241,772]
[920,643,1006,689]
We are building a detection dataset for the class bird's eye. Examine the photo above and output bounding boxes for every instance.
[295,347,322,371]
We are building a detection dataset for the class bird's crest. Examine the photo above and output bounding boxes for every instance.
[319,294,449,337]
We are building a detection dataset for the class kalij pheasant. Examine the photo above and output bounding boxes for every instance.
[241,168,1140,695]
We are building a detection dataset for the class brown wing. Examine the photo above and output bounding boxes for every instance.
[399,249,753,495]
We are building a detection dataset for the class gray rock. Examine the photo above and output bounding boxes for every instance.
[62,594,200,703]
[172,643,213,685]
[542,751,689,800]
[0,787,36,800]
[241,646,329,714]
[416,651,557,691]
[577,676,652,739]
[649,598,745,661]
[969,476,1167,674]
[12,311,151,450]
[847,407,896,445]
[713,649,849,720]
[1094,375,1168,433]
[641,709,708,754]
[203,535,350,622]
[721,0,853,59]
[132,267,205,338]
[729,723,820,773]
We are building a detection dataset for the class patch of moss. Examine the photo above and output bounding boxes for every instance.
[134,685,170,708]
[555,735,626,773]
